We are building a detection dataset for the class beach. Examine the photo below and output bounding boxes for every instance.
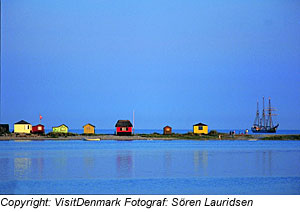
[0,133,300,141]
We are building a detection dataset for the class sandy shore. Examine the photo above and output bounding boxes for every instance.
[0,134,299,141]
[0,135,172,141]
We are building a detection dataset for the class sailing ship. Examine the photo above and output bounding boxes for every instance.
[251,97,279,133]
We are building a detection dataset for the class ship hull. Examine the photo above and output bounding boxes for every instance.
[251,124,279,133]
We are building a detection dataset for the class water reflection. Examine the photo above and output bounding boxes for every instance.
[53,152,68,177]
[163,151,172,177]
[268,151,272,176]
[14,157,31,180]
[0,141,299,182]
[0,158,11,180]
[116,151,133,178]
[193,150,208,176]
[260,151,273,176]
[32,157,44,179]
[82,153,95,178]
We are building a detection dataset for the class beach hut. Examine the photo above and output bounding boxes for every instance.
[32,124,45,135]
[0,124,9,134]
[52,124,68,133]
[193,123,208,134]
[163,126,172,135]
[115,120,133,136]
[83,123,95,134]
[14,120,32,134]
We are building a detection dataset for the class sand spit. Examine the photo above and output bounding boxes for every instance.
[0,134,300,141]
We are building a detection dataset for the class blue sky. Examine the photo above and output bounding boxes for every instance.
[1,0,300,130]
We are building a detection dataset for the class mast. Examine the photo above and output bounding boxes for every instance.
[267,97,278,128]
[254,99,259,126]
[133,110,135,135]
[262,96,266,128]
[268,97,272,128]
[252,96,279,133]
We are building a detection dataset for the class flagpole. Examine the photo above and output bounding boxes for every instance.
[133,110,135,135]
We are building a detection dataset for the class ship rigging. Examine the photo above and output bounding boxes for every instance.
[251,97,279,133]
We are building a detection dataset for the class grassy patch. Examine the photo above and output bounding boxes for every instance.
[46,132,79,138]
[138,132,221,140]
[137,131,259,140]
[261,135,300,140]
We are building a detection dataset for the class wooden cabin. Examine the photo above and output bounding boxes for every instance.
[193,123,208,134]
[115,120,133,136]
[32,124,45,135]
[14,120,32,134]
[52,124,68,133]
[83,123,95,134]
[0,124,9,134]
[163,126,172,135]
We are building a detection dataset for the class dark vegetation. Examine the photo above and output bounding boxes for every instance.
[138,131,225,140]
[261,134,300,140]
[47,132,110,138]
[46,132,79,138]
[81,133,109,136]
[0,132,10,136]
[137,130,263,140]
[1,130,300,141]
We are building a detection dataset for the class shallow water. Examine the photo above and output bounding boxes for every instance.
[0,140,299,194]
[42,129,300,135]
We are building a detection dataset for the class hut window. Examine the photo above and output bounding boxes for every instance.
[121,127,127,131]
[38,126,42,130]
[198,126,203,130]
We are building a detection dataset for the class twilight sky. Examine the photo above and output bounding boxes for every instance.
[1,0,300,130]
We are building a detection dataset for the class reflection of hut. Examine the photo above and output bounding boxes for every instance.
[14,120,32,134]
[115,120,133,136]
[83,123,95,134]
[32,124,45,135]
[52,124,68,133]
[163,126,172,135]
[193,123,208,134]
[117,151,133,177]
[0,124,9,134]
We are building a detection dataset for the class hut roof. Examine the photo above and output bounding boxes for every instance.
[83,123,95,128]
[53,124,68,128]
[164,126,172,129]
[33,124,44,127]
[193,122,207,126]
[115,120,133,127]
[14,120,30,125]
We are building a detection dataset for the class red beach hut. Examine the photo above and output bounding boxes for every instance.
[115,120,133,136]
[32,124,45,135]
[163,126,172,135]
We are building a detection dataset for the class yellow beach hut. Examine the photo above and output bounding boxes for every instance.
[193,123,208,135]
[83,123,95,134]
[14,120,32,134]
[52,124,68,133]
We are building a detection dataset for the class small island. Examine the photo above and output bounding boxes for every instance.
[0,130,299,141]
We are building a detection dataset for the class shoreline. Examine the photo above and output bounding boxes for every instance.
[0,134,300,141]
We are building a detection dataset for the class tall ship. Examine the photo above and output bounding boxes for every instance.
[251,97,279,133]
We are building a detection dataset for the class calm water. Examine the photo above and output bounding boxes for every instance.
[45,129,300,135]
[0,139,300,194]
